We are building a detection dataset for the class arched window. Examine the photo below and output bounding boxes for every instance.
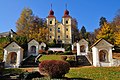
[99,50,108,62]
[7,52,17,64]
[80,45,85,52]
[41,46,44,50]
[74,46,77,50]
[30,46,36,53]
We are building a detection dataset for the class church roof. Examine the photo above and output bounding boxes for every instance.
[3,41,23,49]
[47,9,55,18]
[62,9,71,18]
[90,38,114,48]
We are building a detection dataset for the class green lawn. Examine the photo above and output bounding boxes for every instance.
[39,55,120,80]
[65,67,120,80]
[39,55,75,62]
[39,55,63,61]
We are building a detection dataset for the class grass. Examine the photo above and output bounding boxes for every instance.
[39,55,76,62]
[65,67,120,80]
[39,55,63,61]
[39,55,120,79]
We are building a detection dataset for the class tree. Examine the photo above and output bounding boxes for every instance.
[111,9,120,46]
[16,8,33,39]
[99,17,107,26]
[80,26,86,39]
[16,8,48,42]
[71,18,80,42]
[96,22,114,44]
[114,26,120,46]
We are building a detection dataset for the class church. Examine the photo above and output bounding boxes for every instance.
[47,8,72,44]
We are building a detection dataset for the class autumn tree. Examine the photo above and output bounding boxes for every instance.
[112,10,120,46]
[71,18,80,42]
[16,8,33,39]
[16,8,48,42]
[28,16,48,42]
[96,22,114,44]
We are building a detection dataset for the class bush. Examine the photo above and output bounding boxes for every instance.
[39,60,70,78]
[39,50,44,54]
[55,51,64,55]
[48,50,53,54]
[0,53,3,62]
[61,56,67,61]
[67,56,75,61]
[63,51,73,55]
[19,71,43,80]
[67,56,76,67]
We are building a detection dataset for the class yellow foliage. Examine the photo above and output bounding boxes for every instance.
[114,26,120,46]
[96,22,114,43]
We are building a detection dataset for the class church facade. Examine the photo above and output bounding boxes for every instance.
[47,9,72,44]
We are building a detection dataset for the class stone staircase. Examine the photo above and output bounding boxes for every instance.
[77,55,91,66]
[20,55,40,67]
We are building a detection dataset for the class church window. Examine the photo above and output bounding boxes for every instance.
[50,28,52,31]
[66,35,68,38]
[10,52,17,64]
[66,28,68,31]
[50,21,52,24]
[30,46,36,53]
[50,36,52,38]
[66,20,68,24]
[58,28,60,33]
[58,36,60,39]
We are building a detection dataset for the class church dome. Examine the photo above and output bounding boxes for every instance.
[49,9,54,15]
[64,9,69,16]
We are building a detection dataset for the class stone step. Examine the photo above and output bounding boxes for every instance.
[77,55,91,66]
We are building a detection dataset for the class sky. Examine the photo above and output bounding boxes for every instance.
[0,0,120,33]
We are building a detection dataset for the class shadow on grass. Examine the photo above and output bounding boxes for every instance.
[52,77,92,80]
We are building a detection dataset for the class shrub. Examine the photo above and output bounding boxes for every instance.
[39,60,70,78]
[48,50,53,54]
[55,51,64,55]
[39,50,44,54]
[63,51,73,55]
[19,71,43,80]
[0,53,3,62]
[67,56,77,67]
[61,56,67,61]
[67,56,75,61]
[42,52,46,55]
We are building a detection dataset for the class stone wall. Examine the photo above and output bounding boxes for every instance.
[112,59,120,66]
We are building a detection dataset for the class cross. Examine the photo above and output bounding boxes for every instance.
[66,3,67,10]
[51,3,52,10]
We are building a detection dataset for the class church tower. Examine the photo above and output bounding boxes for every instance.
[47,6,56,43]
[62,9,72,44]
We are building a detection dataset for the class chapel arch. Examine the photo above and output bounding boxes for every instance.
[6,52,17,64]
[30,46,36,53]
[99,50,108,62]
[74,46,77,50]
[80,45,85,52]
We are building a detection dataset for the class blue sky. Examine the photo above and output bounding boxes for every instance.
[0,0,120,33]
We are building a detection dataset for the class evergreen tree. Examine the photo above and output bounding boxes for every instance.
[99,17,107,26]
[80,26,86,39]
